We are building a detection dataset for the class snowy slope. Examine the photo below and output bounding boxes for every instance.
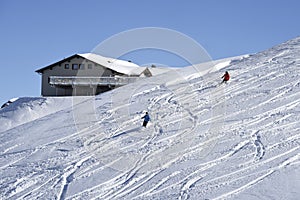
[0,37,300,200]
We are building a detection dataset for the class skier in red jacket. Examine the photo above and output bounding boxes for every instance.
[221,71,230,84]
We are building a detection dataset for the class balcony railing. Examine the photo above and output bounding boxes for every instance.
[49,76,142,86]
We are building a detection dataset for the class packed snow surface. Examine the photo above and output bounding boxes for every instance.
[1,37,300,199]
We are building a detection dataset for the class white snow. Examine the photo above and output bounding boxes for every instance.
[1,37,300,199]
[146,67,173,76]
[79,53,146,76]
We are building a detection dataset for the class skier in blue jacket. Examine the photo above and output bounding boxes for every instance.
[141,112,150,127]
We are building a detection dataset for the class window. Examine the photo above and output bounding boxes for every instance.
[88,64,93,69]
[79,64,85,70]
[65,64,70,69]
[72,64,79,70]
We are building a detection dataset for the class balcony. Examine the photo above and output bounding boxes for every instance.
[49,76,142,86]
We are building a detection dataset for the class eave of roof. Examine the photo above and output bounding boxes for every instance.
[35,54,78,74]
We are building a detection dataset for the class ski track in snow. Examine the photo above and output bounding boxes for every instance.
[1,37,300,199]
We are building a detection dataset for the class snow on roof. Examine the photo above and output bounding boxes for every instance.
[78,53,146,76]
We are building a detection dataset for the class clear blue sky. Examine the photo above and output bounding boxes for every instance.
[1,0,300,105]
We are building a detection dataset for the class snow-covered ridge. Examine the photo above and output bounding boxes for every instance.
[0,97,74,133]
[0,37,300,199]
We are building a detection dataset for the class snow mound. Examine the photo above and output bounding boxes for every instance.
[0,97,73,133]
[1,98,19,109]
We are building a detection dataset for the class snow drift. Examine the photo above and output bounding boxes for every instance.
[0,37,300,200]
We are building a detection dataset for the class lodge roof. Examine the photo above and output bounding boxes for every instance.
[35,53,146,76]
